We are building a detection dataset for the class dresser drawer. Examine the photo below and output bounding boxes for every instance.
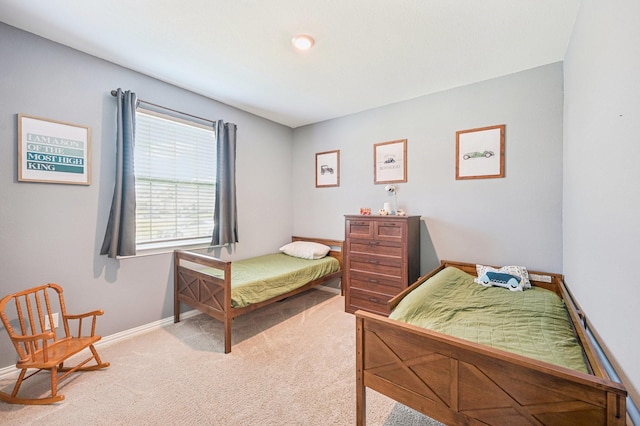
[346,219,374,239]
[348,288,392,315]
[348,254,403,279]
[374,220,406,241]
[349,270,404,294]
[347,239,403,258]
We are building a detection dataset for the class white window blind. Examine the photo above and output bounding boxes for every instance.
[134,107,216,248]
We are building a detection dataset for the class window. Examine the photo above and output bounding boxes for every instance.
[134,106,216,249]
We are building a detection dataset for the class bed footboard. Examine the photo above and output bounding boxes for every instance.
[356,310,627,426]
[174,250,233,352]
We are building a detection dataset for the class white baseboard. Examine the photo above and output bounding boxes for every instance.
[0,309,201,379]
[97,309,201,348]
[315,284,341,295]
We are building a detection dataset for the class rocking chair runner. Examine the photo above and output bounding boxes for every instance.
[0,283,109,405]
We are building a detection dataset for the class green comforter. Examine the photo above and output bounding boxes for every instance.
[201,253,340,308]
[389,266,588,373]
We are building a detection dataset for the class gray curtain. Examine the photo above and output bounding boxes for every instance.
[100,89,137,258]
[211,120,239,246]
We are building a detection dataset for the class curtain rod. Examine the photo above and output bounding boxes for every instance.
[110,89,215,125]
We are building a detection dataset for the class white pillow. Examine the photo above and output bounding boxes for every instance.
[279,241,331,260]
[474,264,531,291]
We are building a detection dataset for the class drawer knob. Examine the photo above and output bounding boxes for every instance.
[383,223,398,226]
[368,297,380,303]
[368,260,380,264]
[368,241,380,245]
[368,279,379,283]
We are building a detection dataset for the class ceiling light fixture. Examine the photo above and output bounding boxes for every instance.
[292,34,314,51]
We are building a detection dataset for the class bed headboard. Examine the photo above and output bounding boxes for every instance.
[291,236,344,270]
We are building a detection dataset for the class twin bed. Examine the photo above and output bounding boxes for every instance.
[356,260,627,425]
[174,236,343,353]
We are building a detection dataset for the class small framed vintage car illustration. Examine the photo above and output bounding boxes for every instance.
[456,124,505,180]
[374,139,407,184]
[315,150,340,188]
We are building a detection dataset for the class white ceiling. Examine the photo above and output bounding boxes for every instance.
[0,0,581,128]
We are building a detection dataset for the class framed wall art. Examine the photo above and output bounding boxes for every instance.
[315,149,340,187]
[18,114,92,185]
[374,139,407,184]
[456,124,505,180]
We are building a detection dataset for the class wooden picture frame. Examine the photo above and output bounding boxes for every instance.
[374,139,407,184]
[315,150,340,187]
[456,124,505,180]
[18,114,91,185]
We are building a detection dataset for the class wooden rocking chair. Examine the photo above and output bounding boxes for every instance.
[0,283,109,404]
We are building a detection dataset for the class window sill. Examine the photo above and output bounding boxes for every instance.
[116,239,214,259]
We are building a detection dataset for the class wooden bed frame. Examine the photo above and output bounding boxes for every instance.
[356,260,628,425]
[174,236,343,353]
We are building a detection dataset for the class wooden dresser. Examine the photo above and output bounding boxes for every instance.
[344,215,420,315]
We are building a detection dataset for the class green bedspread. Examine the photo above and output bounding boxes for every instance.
[389,266,588,373]
[200,253,340,308]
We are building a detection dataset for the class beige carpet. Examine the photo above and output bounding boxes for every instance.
[0,288,443,425]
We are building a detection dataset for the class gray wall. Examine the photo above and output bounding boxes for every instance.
[564,0,640,394]
[0,23,294,367]
[292,63,564,275]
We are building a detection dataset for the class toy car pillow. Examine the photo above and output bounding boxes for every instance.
[477,271,523,291]
[475,264,531,291]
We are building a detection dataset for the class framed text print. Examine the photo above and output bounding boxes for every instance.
[18,114,91,185]
[456,124,505,180]
[374,139,407,184]
[315,150,340,188]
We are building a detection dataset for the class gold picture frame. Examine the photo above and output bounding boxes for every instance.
[456,124,505,180]
[18,114,92,185]
[374,139,407,184]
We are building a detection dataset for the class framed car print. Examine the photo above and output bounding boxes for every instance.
[316,150,340,187]
[456,124,505,180]
[374,139,407,184]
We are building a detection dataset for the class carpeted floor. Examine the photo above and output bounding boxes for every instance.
[0,287,443,425]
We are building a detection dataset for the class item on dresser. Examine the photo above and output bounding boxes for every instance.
[174,236,343,353]
[343,215,420,315]
[355,260,627,426]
